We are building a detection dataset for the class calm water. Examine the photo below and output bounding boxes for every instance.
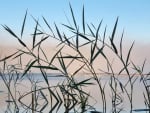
[0,73,148,113]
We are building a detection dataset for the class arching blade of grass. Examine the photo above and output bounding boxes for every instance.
[17,38,27,47]
[42,16,55,37]
[62,24,75,31]
[34,35,49,48]
[76,28,79,50]
[63,33,71,46]
[32,20,38,49]
[73,64,85,76]
[32,65,58,70]
[96,20,103,40]
[111,17,119,41]
[57,52,67,75]
[119,30,124,59]
[91,20,103,63]
[49,46,64,65]
[57,55,82,59]
[110,17,119,54]
[3,25,27,47]
[21,10,27,38]
[75,78,94,86]
[87,24,95,37]
[69,3,77,30]
[91,46,104,64]
[22,59,37,78]
[103,26,107,45]
[2,25,19,39]
[0,51,19,62]
[126,41,134,65]
[39,46,49,62]
[72,31,91,42]
[82,5,85,34]
[55,23,62,41]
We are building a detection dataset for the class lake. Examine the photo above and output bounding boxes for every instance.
[0,73,149,113]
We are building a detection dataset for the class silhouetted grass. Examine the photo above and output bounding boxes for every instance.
[0,4,150,113]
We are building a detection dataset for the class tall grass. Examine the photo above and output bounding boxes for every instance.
[0,4,150,113]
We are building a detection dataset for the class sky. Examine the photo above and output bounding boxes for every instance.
[0,0,150,72]
[0,0,150,45]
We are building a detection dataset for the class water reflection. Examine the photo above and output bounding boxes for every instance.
[0,73,148,113]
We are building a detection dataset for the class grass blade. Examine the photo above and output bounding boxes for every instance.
[76,28,79,50]
[111,17,119,41]
[32,65,58,70]
[34,35,49,48]
[33,20,38,49]
[91,46,104,64]
[43,16,55,37]
[17,38,27,47]
[49,46,64,65]
[3,25,19,39]
[103,26,107,45]
[82,5,85,34]
[55,23,62,41]
[0,51,18,62]
[87,24,95,37]
[22,59,37,78]
[62,24,75,31]
[126,41,134,65]
[21,10,27,38]
[69,3,77,29]
[120,30,124,58]
[91,20,103,62]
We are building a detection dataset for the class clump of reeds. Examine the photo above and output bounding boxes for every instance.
[0,3,150,113]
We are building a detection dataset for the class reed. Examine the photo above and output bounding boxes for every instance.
[0,4,149,113]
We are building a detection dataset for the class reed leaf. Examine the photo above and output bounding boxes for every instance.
[120,30,124,59]
[73,64,85,76]
[96,20,103,40]
[111,17,119,41]
[76,28,79,50]
[0,51,18,62]
[55,23,62,41]
[82,5,85,34]
[32,65,58,70]
[62,24,75,31]
[57,55,82,59]
[17,38,27,47]
[33,20,38,49]
[91,20,103,63]
[73,32,91,42]
[42,16,55,36]
[63,33,71,46]
[21,10,27,38]
[75,78,94,86]
[126,41,134,65]
[91,46,104,64]
[34,35,49,48]
[49,46,64,65]
[2,25,19,39]
[22,59,37,78]
[103,26,107,45]
[87,24,95,37]
[110,17,119,54]
[69,3,77,29]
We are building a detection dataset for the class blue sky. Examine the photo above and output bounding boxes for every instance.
[0,0,150,46]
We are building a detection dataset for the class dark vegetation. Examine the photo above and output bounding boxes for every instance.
[0,4,150,113]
